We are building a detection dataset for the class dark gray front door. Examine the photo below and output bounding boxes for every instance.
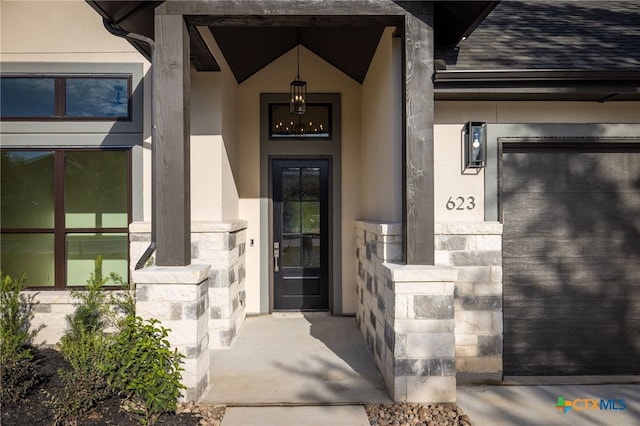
[502,143,640,375]
[273,159,329,310]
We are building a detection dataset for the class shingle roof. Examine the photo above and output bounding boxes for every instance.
[438,0,640,71]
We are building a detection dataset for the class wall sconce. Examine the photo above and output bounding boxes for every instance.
[464,121,486,169]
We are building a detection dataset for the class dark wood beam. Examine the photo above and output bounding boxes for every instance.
[159,0,411,16]
[403,4,435,265]
[154,12,192,266]
[186,15,402,27]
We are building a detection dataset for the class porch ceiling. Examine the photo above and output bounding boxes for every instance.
[87,1,498,83]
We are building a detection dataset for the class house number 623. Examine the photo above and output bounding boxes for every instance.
[446,196,476,211]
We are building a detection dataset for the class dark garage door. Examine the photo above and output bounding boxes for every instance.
[502,142,640,375]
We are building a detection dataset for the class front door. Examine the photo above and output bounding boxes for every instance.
[272,159,329,310]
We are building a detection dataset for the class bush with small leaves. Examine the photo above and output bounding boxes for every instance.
[0,271,42,404]
[102,315,186,426]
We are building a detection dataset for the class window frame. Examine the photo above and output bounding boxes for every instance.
[1,74,133,122]
[0,148,132,290]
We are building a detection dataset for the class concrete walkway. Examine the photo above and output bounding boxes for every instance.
[457,384,640,426]
[221,406,370,426]
[201,312,391,405]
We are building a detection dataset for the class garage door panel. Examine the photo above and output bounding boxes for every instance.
[502,145,640,376]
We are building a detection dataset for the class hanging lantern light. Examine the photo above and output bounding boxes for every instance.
[290,32,306,115]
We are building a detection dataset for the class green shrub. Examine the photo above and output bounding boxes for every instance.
[102,316,185,426]
[0,272,42,404]
[52,257,113,422]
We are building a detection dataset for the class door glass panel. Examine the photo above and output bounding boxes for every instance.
[65,151,128,228]
[0,233,55,287]
[282,168,300,201]
[66,233,128,286]
[283,202,301,233]
[282,235,301,267]
[301,168,320,201]
[301,201,320,233]
[302,235,321,267]
[1,151,55,228]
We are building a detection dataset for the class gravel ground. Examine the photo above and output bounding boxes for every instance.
[179,403,473,426]
[365,402,473,426]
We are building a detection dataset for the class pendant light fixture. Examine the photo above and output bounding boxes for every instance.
[290,29,307,115]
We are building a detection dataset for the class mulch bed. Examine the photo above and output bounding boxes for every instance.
[0,347,205,426]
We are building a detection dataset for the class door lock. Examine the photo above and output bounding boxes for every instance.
[273,241,280,272]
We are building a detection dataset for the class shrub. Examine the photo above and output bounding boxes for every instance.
[102,316,186,426]
[0,272,42,404]
[52,257,113,422]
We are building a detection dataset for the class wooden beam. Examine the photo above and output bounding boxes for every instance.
[154,13,192,266]
[159,0,410,16]
[186,15,402,27]
[403,4,435,265]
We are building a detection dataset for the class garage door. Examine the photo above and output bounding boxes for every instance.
[502,142,640,375]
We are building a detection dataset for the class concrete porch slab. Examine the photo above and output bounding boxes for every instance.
[201,313,391,405]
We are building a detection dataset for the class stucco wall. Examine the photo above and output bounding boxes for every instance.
[360,28,402,222]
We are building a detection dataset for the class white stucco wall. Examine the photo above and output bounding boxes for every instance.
[360,28,403,222]
[236,45,362,314]
[191,28,240,221]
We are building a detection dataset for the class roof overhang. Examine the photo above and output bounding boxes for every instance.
[435,70,640,102]
[87,1,498,82]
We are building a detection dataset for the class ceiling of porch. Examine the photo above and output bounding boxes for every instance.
[86,1,498,83]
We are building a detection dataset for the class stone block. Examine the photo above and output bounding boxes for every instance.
[394,358,421,376]
[414,295,454,319]
[478,334,502,356]
[437,235,467,251]
[450,251,502,267]
[460,295,502,311]
[490,266,503,282]
[440,222,502,235]
[468,235,502,251]
[456,266,491,283]
[406,333,455,358]
[455,333,478,346]
[455,311,495,333]
[394,319,454,334]
[473,282,502,296]
[404,376,456,403]
[460,357,502,373]
[456,345,478,357]
[384,321,395,351]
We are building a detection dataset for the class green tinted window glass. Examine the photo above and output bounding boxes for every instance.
[0,78,55,117]
[0,233,54,287]
[65,151,128,228]
[66,233,128,286]
[65,78,129,118]
[1,151,55,228]
[301,202,320,234]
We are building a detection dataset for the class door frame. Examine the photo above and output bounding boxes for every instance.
[270,157,332,311]
[260,93,342,314]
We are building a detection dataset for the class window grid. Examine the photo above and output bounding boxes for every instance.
[0,148,131,290]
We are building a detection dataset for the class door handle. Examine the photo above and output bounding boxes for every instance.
[273,241,280,272]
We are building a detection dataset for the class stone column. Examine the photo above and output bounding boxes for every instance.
[133,265,211,402]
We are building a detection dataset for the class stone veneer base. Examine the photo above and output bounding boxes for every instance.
[132,264,211,402]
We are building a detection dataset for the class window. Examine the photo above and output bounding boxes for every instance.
[1,76,131,120]
[0,149,131,289]
[269,103,331,140]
